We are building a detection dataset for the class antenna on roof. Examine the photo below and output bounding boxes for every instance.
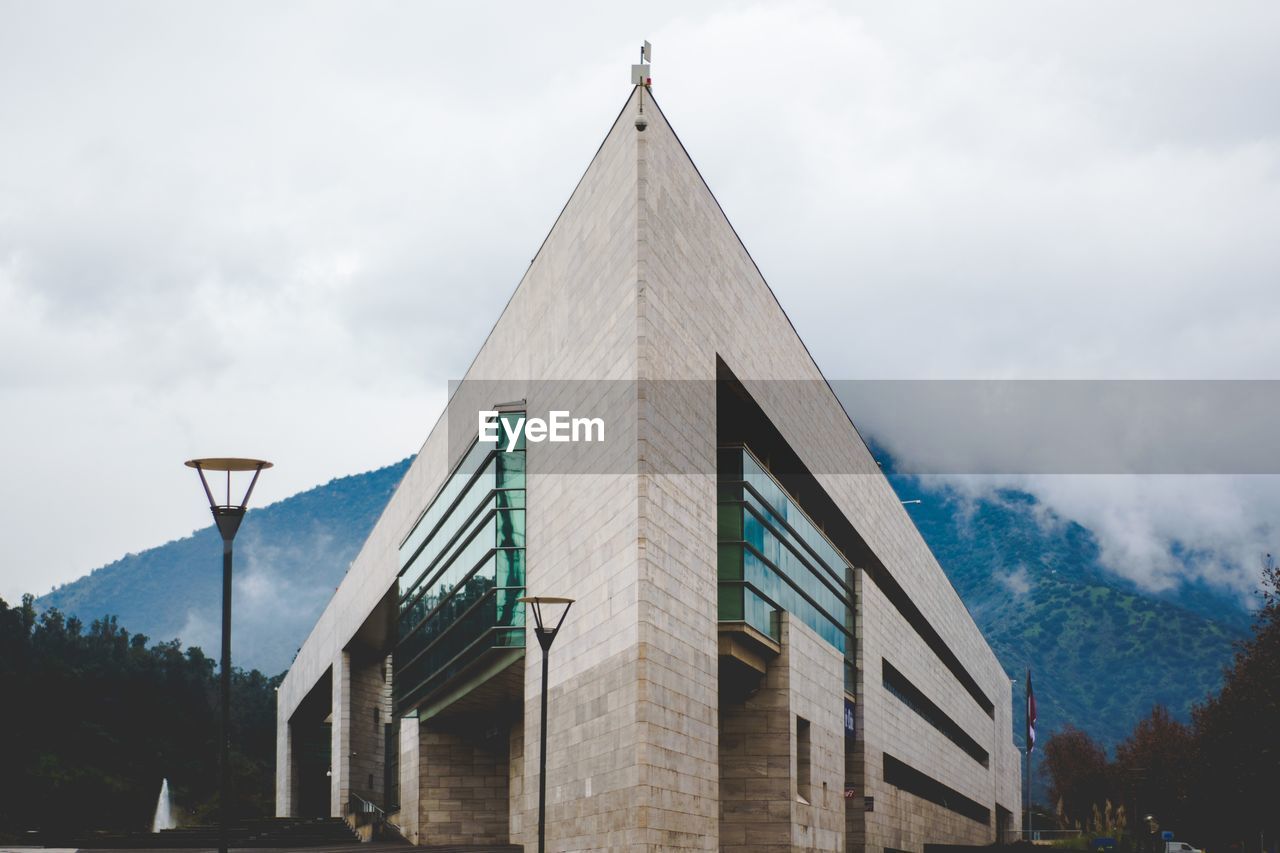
[632,40,652,131]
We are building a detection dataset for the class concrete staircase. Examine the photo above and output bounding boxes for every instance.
[71,816,360,848]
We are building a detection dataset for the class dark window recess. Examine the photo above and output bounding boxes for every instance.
[882,754,991,825]
[797,717,812,803]
[715,360,994,719]
[384,722,400,812]
[882,659,989,767]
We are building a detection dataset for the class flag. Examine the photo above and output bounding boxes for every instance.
[1026,668,1037,754]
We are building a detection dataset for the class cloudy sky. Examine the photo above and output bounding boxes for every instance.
[2,1,1277,606]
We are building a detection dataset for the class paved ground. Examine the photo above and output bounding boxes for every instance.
[0,847,423,853]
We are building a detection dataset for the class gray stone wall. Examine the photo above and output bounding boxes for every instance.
[346,652,390,806]
[786,618,846,851]
[518,647,644,849]
[394,714,420,843]
[331,651,348,816]
[859,576,1010,851]
[719,615,846,853]
[508,718,525,844]
[720,645,793,853]
[418,725,510,846]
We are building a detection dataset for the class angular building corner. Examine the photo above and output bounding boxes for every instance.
[275,85,1022,852]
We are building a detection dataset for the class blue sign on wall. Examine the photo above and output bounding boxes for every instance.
[844,699,856,737]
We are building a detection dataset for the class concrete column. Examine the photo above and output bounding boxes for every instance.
[396,715,420,844]
[508,717,525,847]
[719,615,846,853]
[346,652,388,804]
[331,651,350,817]
[720,620,793,853]
[275,706,293,816]
[845,738,866,851]
[786,618,848,852]
[847,567,866,851]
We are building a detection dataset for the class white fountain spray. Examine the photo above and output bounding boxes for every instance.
[151,778,175,833]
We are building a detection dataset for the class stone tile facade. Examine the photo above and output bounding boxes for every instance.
[345,652,392,806]
[720,615,845,853]
[397,712,420,843]
[417,725,511,845]
[277,86,1021,852]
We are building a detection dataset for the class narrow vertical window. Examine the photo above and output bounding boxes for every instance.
[797,716,812,803]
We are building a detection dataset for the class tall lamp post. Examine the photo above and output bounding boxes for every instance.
[517,596,574,853]
[185,458,271,853]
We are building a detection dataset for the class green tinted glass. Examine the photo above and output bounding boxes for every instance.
[394,414,529,715]
[716,445,855,657]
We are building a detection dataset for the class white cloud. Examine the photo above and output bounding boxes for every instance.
[176,608,217,656]
[996,565,1033,598]
[910,472,1276,603]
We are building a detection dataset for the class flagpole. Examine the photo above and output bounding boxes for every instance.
[1025,667,1035,844]
[1026,743,1032,842]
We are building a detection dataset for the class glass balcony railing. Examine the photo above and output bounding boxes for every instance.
[394,414,527,715]
[718,445,857,694]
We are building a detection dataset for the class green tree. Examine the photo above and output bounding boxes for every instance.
[1042,725,1114,828]
[1191,554,1280,849]
[0,594,280,842]
[1115,706,1194,834]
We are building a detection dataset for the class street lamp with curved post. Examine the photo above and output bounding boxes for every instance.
[517,595,574,853]
[185,457,272,853]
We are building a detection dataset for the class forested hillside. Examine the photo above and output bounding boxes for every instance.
[903,487,1247,749]
[0,595,278,839]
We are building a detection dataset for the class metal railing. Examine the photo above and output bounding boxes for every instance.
[345,792,404,840]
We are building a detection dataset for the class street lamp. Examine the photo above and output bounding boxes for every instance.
[517,596,574,853]
[185,457,271,853]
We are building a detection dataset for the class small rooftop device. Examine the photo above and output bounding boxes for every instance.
[633,40,652,131]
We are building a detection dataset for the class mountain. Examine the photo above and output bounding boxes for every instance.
[37,453,1248,761]
[38,458,412,675]
[893,481,1248,751]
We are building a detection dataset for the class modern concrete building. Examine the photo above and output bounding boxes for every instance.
[276,84,1021,852]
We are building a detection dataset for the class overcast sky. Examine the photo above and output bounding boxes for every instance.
[2,1,1278,606]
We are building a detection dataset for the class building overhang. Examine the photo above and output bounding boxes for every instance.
[717,620,781,675]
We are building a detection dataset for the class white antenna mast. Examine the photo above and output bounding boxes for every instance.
[632,40,652,131]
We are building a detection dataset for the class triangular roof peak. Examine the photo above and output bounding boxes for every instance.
[451,81,836,389]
